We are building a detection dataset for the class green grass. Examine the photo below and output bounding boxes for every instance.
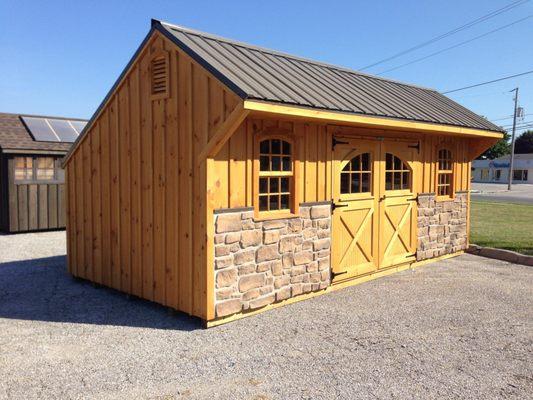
[470,201,533,255]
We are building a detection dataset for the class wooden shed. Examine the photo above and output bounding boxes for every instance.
[0,113,86,233]
[63,20,503,326]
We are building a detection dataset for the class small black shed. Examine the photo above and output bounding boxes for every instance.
[0,112,87,233]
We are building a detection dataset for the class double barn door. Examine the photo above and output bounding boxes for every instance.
[331,138,418,282]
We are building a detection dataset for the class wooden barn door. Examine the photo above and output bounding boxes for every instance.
[377,141,418,269]
[331,137,418,282]
[331,139,380,281]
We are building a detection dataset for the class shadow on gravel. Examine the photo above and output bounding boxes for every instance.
[0,256,201,331]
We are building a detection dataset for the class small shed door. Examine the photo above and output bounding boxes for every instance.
[377,141,418,269]
[331,139,380,281]
[331,138,418,282]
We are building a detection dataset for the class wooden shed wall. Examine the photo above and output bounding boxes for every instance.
[65,32,241,319]
[0,153,8,231]
[209,116,472,209]
[4,156,65,233]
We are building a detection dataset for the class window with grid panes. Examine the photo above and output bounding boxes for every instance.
[385,153,411,190]
[436,149,453,197]
[258,139,292,212]
[14,157,33,181]
[36,157,55,180]
[341,153,371,194]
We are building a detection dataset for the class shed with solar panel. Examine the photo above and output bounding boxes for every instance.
[0,112,87,233]
[61,20,503,326]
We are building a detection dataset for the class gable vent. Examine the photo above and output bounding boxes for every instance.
[151,54,169,98]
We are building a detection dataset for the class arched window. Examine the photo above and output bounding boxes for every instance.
[385,153,411,190]
[437,148,453,197]
[340,153,371,194]
[258,138,293,212]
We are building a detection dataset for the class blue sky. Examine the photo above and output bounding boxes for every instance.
[1,0,532,133]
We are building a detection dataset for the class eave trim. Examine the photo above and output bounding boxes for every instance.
[244,100,504,139]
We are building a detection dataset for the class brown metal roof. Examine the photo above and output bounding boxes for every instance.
[155,20,502,133]
[0,113,85,153]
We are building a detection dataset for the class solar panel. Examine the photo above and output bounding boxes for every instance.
[21,116,58,142]
[48,119,78,142]
[70,120,87,134]
[21,116,86,143]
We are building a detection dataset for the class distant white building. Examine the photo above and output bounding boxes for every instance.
[472,153,532,183]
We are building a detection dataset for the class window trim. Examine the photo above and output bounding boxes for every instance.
[435,148,454,201]
[13,156,63,185]
[253,134,299,220]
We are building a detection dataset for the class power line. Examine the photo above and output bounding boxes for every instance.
[501,120,533,129]
[358,0,529,71]
[376,16,531,75]
[503,121,533,129]
[441,69,533,94]
[501,122,533,131]
[490,113,533,122]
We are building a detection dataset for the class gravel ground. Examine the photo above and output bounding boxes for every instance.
[0,230,67,263]
[0,232,532,399]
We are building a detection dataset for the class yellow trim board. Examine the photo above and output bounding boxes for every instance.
[206,251,464,328]
[244,100,503,139]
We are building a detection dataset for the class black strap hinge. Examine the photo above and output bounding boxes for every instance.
[331,202,349,212]
[331,270,348,279]
[408,142,420,153]
[332,137,349,149]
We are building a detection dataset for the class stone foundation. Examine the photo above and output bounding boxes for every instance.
[213,203,331,318]
[417,192,468,261]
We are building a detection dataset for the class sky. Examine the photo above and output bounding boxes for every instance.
[1,0,532,134]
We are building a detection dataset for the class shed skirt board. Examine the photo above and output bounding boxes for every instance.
[331,138,418,283]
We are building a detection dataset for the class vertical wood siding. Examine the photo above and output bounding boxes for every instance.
[6,156,66,233]
[211,117,334,208]
[212,118,472,208]
[65,32,240,319]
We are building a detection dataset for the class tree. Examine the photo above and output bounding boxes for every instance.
[514,130,533,154]
[478,131,510,159]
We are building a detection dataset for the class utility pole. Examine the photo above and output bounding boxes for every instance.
[507,87,519,191]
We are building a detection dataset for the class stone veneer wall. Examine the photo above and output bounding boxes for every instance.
[213,203,331,318]
[417,192,468,261]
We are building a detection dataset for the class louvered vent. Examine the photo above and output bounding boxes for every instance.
[151,55,168,97]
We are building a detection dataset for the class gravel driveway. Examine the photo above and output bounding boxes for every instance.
[0,231,532,399]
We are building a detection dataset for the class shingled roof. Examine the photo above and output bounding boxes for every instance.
[0,113,85,153]
[154,20,502,133]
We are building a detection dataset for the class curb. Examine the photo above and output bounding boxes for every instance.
[467,245,533,266]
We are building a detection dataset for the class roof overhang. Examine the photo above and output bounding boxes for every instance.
[2,148,68,155]
[244,100,504,139]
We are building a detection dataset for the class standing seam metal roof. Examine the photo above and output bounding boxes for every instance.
[156,20,502,133]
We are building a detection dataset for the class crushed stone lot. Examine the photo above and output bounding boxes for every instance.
[0,231,532,399]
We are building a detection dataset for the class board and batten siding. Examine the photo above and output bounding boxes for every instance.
[210,117,472,209]
[5,156,65,233]
[65,32,241,319]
